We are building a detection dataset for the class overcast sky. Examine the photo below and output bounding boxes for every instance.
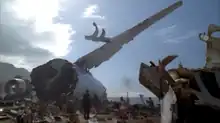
[1,0,220,97]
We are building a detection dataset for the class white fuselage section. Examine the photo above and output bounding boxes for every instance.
[48,59,107,101]
[73,64,107,100]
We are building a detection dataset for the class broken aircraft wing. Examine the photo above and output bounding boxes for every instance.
[76,1,183,69]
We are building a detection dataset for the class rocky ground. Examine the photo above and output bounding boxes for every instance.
[78,113,160,123]
[0,115,160,123]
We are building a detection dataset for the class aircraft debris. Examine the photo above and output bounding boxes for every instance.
[79,0,183,70]
[139,24,220,123]
[0,1,184,123]
[199,24,220,68]
[85,22,111,43]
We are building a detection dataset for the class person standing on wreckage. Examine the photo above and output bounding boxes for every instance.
[82,90,91,120]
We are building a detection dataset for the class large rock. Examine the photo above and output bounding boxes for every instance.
[30,58,78,101]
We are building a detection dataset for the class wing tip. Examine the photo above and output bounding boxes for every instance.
[170,1,183,9]
[176,1,183,5]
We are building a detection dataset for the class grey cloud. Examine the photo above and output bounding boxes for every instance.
[0,22,53,67]
[0,0,74,69]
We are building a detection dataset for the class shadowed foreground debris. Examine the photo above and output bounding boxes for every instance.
[31,58,78,101]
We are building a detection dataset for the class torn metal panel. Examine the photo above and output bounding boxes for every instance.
[194,72,210,97]
[193,71,220,108]
[139,62,169,98]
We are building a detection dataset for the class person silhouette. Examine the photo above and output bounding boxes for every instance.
[82,90,91,120]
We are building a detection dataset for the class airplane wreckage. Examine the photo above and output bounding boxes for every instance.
[2,1,219,123]
[85,22,111,43]
[139,24,220,123]
[0,0,183,102]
